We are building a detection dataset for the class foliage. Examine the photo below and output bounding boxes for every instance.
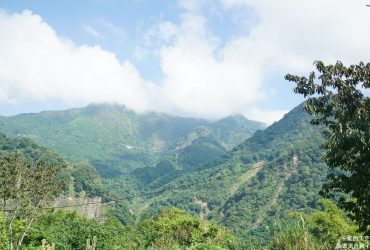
[290,199,359,246]
[0,152,65,250]
[269,219,325,250]
[269,199,360,249]
[0,132,64,165]
[24,208,237,249]
[286,61,370,232]
[137,207,238,249]
[1,100,356,247]
[177,135,227,171]
[0,104,263,180]
[0,211,9,250]
[26,210,132,250]
[0,105,265,231]
[143,103,326,242]
[70,162,103,196]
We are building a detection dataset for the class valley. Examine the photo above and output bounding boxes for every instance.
[0,102,327,240]
[1,2,369,248]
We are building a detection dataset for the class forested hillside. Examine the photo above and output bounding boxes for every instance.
[0,132,244,249]
[0,130,140,226]
[0,103,327,237]
[0,102,363,249]
[0,104,265,209]
[0,131,64,165]
[139,103,328,242]
[0,104,264,178]
[1,1,368,248]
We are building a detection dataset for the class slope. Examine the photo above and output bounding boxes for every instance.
[0,104,264,175]
[141,103,328,241]
[0,130,138,224]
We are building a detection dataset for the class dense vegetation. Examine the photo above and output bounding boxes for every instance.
[0,104,265,211]
[268,200,360,250]
[0,94,368,249]
[0,104,333,243]
[1,207,240,249]
[0,104,264,177]
[0,131,241,249]
[137,103,329,243]
[287,61,370,233]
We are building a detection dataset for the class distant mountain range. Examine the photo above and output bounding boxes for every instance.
[138,103,328,240]
[0,104,264,176]
[0,103,329,241]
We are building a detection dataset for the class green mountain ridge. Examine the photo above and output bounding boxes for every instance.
[0,104,264,177]
[0,130,138,225]
[0,102,331,243]
[0,131,64,165]
[0,103,265,200]
[132,134,228,188]
[139,103,328,241]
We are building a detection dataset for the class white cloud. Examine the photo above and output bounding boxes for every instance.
[83,24,101,38]
[83,18,127,42]
[1,1,370,124]
[221,0,370,71]
[0,10,157,112]
[150,11,266,118]
[155,0,370,120]
[97,18,127,41]
[134,20,179,60]
[247,107,288,125]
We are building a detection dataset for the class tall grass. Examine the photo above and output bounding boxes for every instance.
[269,218,330,250]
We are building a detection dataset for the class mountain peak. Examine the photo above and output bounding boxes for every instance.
[83,103,130,113]
[214,114,266,129]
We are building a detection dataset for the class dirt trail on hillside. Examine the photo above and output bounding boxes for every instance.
[252,155,299,229]
[229,161,265,196]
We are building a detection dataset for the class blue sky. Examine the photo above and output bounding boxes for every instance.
[0,0,369,124]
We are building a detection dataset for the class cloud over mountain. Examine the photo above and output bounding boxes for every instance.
[1,0,369,124]
[0,10,156,112]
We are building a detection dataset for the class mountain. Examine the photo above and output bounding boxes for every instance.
[0,104,264,175]
[140,103,328,241]
[0,131,64,165]
[0,102,329,241]
[0,130,138,224]
[0,103,265,192]
[131,134,228,188]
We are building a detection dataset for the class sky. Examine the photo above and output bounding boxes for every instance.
[0,0,370,124]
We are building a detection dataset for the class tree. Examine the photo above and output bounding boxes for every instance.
[270,199,359,250]
[0,211,8,250]
[285,61,370,233]
[138,207,238,249]
[0,152,65,250]
[28,210,132,250]
[269,218,324,250]
[290,199,359,246]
